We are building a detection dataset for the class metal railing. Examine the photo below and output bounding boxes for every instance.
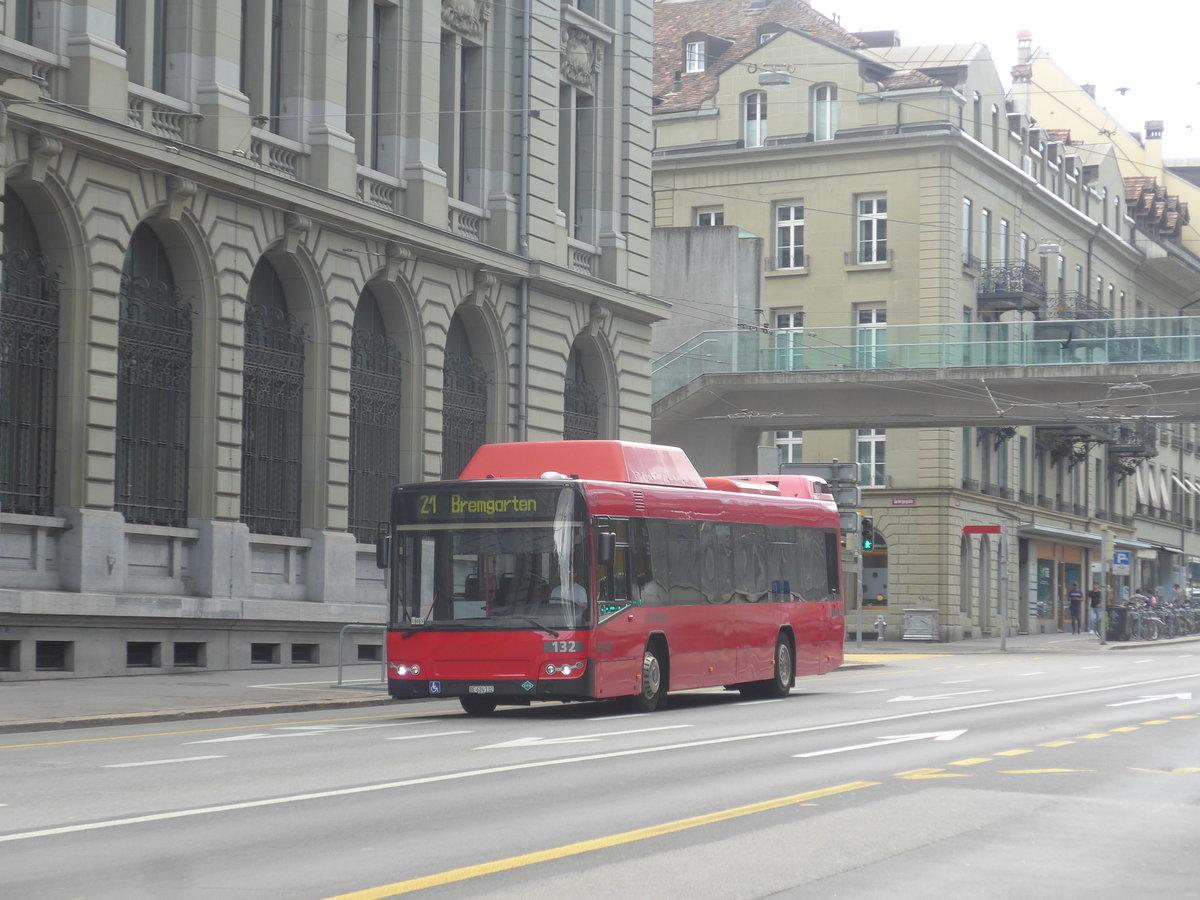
[334,623,387,688]
[652,316,1200,401]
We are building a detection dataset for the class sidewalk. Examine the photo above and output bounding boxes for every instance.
[0,664,394,735]
[3,630,1199,735]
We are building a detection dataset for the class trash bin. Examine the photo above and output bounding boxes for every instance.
[902,608,939,641]
[1106,605,1129,641]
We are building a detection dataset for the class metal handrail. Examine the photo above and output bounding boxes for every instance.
[334,622,387,687]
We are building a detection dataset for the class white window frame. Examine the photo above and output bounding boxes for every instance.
[812,84,837,141]
[857,428,886,487]
[856,194,887,264]
[685,41,705,73]
[773,310,804,370]
[743,91,767,148]
[775,204,804,270]
[695,207,724,227]
[776,430,803,464]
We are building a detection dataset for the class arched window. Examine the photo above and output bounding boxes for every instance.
[117,224,191,526]
[441,315,488,478]
[812,84,836,141]
[564,345,601,440]
[743,91,767,148]
[0,189,60,515]
[348,291,403,543]
[241,259,305,535]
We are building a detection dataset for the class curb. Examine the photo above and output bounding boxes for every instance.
[0,696,395,736]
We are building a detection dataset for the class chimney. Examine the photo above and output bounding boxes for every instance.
[1145,120,1164,172]
[1017,30,1033,65]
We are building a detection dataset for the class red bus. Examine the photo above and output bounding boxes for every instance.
[379,441,844,714]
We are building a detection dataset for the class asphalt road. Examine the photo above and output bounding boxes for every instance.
[5,647,1200,899]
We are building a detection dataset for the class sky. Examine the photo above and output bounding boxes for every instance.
[821,0,1200,160]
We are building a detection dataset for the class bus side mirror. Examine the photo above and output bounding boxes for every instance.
[375,535,390,570]
[597,531,615,566]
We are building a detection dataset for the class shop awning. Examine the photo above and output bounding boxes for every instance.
[1017,523,1102,549]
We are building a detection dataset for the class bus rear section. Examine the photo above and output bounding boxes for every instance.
[380,441,843,714]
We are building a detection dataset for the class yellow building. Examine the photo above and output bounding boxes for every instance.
[650,0,1200,639]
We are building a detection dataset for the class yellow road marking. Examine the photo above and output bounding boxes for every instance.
[994,749,1033,757]
[320,781,880,899]
[1000,769,1090,775]
[1171,715,1197,720]
[1079,733,1110,739]
[1140,720,1171,725]
[1130,767,1200,775]
[1110,726,1140,733]
[1039,740,1074,747]
[949,758,991,766]
[894,768,969,780]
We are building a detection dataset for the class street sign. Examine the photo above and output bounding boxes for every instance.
[1113,550,1131,576]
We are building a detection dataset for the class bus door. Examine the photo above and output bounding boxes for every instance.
[591,518,640,698]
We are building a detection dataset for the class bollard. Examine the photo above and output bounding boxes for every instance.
[874,614,887,641]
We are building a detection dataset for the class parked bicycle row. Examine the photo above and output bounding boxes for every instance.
[1105,599,1200,642]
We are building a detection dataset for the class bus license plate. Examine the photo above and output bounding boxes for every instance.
[468,685,495,694]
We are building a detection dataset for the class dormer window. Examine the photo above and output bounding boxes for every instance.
[685,41,705,73]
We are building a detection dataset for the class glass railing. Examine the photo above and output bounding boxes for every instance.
[652,316,1200,401]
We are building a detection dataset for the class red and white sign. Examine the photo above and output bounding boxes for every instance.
[891,497,917,506]
[962,524,1002,535]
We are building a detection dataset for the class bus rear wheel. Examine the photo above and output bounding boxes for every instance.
[741,634,794,699]
[460,695,498,715]
[636,646,666,712]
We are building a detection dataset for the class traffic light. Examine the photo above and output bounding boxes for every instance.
[861,517,874,550]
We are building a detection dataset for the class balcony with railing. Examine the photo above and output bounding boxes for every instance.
[1045,291,1111,321]
[976,264,1046,316]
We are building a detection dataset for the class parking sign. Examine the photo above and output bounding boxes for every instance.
[1112,551,1131,576]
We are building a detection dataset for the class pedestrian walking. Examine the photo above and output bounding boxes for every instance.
[1087,584,1103,635]
[1067,582,1083,634]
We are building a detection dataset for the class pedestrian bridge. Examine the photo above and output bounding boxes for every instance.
[651,316,1200,437]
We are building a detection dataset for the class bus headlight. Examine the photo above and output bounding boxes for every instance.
[544,661,584,677]
[391,662,421,677]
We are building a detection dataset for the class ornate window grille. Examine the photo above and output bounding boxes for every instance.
[116,227,191,526]
[241,263,305,536]
[348,296,403,543]
[564,348,601,440]
[441,317,489,478]
[0,243,61,516]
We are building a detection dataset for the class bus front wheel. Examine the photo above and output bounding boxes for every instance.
[636,646,665,712]
[460,695,498,715]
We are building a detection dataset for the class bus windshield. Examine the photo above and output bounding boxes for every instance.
[390,483,591,631]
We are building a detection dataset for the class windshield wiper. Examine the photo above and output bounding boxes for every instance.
[514,616,559,637]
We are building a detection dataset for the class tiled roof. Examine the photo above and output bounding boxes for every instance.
[653,0,869,113]
[878,69,941,91]
[1124,175,1190,239]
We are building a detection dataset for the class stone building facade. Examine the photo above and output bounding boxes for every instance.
[650,0,1200,640]
[0,0,660,678]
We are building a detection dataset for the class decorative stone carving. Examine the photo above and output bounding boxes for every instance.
[561,27,601,92]
[164,176,197,222]
[28,132,62,183]
[384,241,413,282]
[462,268,498,308]
[282,212,311,254]
[443,0,490,40]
